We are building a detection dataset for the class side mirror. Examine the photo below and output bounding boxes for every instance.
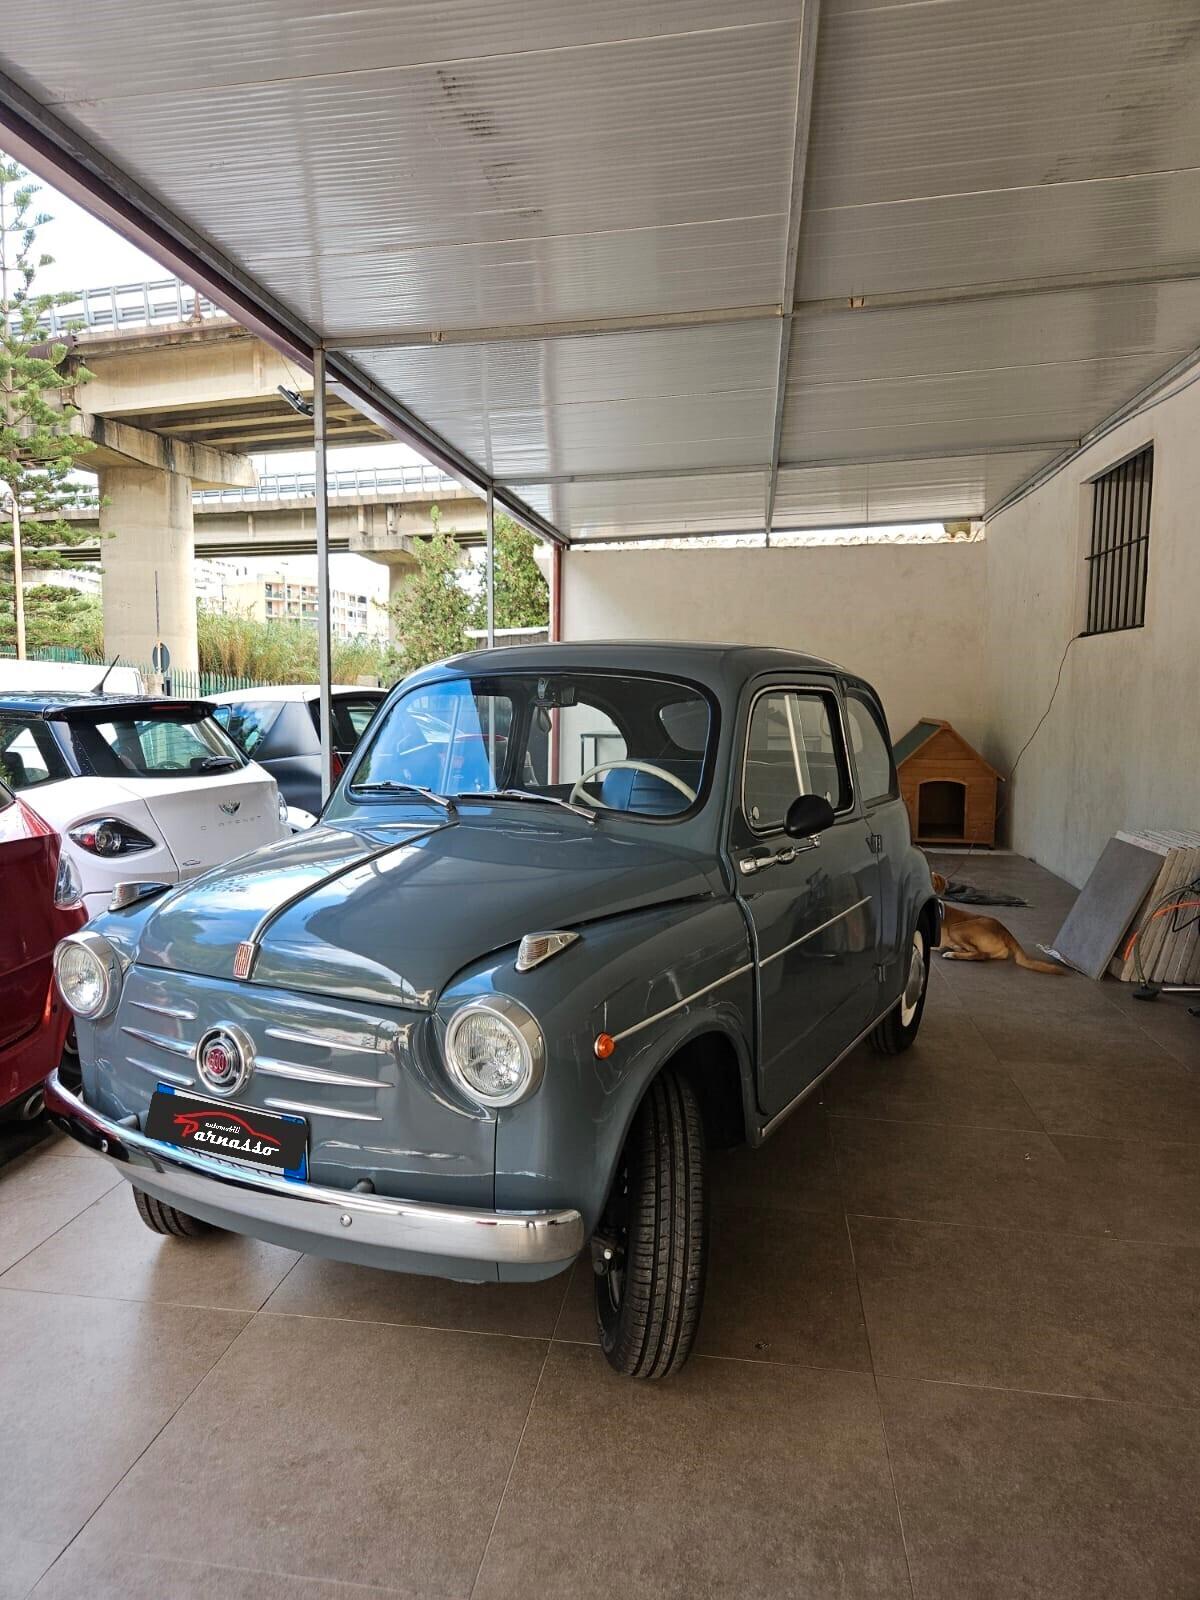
[784,793,836,839]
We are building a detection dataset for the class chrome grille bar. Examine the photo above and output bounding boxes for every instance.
[263,1096,382,1123]
[255,1056,385,1091]
[121,1024,193,1057]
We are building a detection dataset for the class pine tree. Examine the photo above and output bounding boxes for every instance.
[0,154,97,655]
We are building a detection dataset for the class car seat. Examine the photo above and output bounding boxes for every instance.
[599,759,699,815]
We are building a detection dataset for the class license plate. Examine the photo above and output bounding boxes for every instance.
[146,1084,308,1180]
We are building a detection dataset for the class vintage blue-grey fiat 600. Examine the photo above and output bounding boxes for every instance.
[48,643,937,1377]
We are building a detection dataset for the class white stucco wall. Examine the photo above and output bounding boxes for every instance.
[985,379,1200,886]
[561,540,988,749]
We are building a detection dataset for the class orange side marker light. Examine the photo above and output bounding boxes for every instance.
[593,1033,616,1060]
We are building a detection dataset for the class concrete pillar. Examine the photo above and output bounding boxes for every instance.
[99,466,199,674]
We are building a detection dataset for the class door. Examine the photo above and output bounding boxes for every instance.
[734,683,882,1117]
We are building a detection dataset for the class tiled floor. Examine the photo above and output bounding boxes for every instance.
[2,853,1198,1598]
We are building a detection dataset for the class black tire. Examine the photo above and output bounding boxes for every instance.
[132,1185,214,1238]
[870,925,929,1056]
[594,1068,707,1379]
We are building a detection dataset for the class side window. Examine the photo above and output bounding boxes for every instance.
[845,690,897,805]
[0,720,71,790]
[743,689,850,831]
[213,701,281,758]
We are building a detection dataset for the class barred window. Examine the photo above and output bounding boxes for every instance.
[1084,446,1152,635]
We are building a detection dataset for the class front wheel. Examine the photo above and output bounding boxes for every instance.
[132,1185,215,1238]
[593,1068,707,1379]
[870,926,929,1055]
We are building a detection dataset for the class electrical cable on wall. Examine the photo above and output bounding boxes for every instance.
[957,630,1080,866]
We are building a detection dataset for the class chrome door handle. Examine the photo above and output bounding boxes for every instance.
[739,845,798,876]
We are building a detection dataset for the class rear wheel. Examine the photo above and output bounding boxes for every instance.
[593,1068,707,1379]
[132,1185,215,1238]
[870,926,929,1055]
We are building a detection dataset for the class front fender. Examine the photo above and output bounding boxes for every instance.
[438,896,753,1256]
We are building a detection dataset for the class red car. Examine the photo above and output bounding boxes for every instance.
[0,778,86,1120]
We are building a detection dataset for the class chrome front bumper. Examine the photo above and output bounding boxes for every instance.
[43,1071,584,1269]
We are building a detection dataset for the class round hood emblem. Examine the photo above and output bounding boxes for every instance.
[195,1025,253,1096]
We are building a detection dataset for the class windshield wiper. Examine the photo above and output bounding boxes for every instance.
[351,780,458,815]
[458,789,597,824]
[198,755,240,771]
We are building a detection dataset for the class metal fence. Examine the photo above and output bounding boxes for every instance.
[0,645,297,698]
[13,277,228,338]
[193,463,461,506]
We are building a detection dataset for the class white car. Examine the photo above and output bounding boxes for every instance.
[0,659,146,696]
[0,692,289,919]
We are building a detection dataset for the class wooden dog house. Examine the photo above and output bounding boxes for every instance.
[893,719,1001,847]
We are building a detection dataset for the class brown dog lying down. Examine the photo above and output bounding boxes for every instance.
[931,871,1063,974]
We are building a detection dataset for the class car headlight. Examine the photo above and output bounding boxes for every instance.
[53,931,123,1019]
[443,995,545,1108]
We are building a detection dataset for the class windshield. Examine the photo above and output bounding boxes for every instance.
[62,712,248,779]
[349,672,713,820]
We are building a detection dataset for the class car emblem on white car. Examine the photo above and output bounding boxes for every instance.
[219,800,242,815]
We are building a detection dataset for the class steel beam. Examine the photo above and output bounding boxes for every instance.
[327,304,782,351]
[497,441,1076,488]
[313,347,334,803]
[764,0,822,539]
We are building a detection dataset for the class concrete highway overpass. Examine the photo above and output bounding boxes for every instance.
[43,311,487,665]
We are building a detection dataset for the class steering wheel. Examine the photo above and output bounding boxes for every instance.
[569,759,697,810]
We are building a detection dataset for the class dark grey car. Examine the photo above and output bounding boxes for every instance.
[48,643,938,1379]
[209,685,384,820]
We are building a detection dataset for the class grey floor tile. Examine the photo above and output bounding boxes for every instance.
[32,1540,408,1600]
[1006,1055,1200,1141]
[696,1207,872,1369]
[0,1288,248,1552]
[850,1216,1200,1405]
[825,1047,1041,1132]
[833,1117,1084,1233]
[472,1344,911,1600]
[1,1182,300,1311]
[1050,1133,1200,1246]
[879,1377,1200,1600]
[263,1251,570,1338]
[709,1097,842,1215]
[967,1008,1174,1069]
[555,1210,872,1371]
[78,1313,546,1596]
[0,1538,61,1600]
[0,1150,122,1274]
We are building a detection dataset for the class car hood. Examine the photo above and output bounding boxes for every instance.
[133,812,718,1007]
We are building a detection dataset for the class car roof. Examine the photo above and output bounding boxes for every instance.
[0,691,214,720]
[204,684,385,703]
[411,640,849,695]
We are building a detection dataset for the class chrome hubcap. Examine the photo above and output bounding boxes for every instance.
[900,934,926,1027]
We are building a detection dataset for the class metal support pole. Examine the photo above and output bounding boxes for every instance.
[485,485,495,648]
[9,487,25,659]
[313,347,334,803]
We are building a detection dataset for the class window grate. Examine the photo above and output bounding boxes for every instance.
[1084,446,1152,635]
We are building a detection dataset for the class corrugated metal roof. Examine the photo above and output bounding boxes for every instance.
[2,0,1199,542]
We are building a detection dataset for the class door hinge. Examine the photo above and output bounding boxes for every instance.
[867,832,884,855]
[874,962,888,983]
